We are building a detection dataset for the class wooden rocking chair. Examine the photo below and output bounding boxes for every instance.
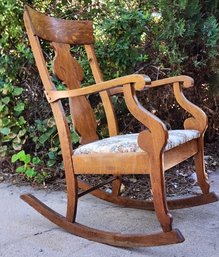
[22,6,218,247]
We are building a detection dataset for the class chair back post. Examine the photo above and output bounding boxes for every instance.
[23,6,75,178]
[23,6,73,150]
[84,45,119,136]
[24,6,80,221]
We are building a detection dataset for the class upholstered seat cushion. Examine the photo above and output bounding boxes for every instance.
[74,129,200,155]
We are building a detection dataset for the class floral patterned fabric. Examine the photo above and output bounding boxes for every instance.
[74,130,200,155]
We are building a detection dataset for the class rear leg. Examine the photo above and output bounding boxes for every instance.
[194,138,210,194]
[111,176,122,196]
[66,174,78,222]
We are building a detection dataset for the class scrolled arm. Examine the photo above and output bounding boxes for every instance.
[149,75,194,88]
[123,83,168,155]
[44,74,151,103]
[146,75,207,134]
[173,82,207,134]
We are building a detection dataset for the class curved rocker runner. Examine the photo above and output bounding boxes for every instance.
[22,5,218,247]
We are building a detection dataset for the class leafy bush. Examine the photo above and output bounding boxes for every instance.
[0,0,31,157]
[95,5,149,79]
[154,0,219,81]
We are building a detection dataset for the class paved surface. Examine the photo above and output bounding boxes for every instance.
[0,171,219,257]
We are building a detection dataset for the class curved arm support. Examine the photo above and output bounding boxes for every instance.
[146,75,207,134]
[173,82,207,134]
[149,76,194,89]
[109,75,194,95]
[45,74,151,103]
[123,84,168,156]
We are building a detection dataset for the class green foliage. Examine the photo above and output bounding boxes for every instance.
[28,117,79,168]
[152,0,219,78]
[11,150,37,179]
[0,0,32,156]
[0,82,27,156]
[95,6,149,79]
[11,150,51,183]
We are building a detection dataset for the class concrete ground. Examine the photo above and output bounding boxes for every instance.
[0,171,218,257]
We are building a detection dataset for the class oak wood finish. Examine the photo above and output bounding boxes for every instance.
[22,5,218,248]
[73,152,150,174]
[26,6,94,44]
[44,74,150,103]
[72,139,199,175]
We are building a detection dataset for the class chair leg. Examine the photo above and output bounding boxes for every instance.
[150,161,173,232]
[111,176,122,196]
[66,174,78,222]
[194,138,210,194]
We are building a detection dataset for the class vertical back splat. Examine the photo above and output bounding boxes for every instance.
[52,42,98,144]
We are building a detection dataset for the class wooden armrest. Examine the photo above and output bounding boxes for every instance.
[45,74,151,103]
[143,75,206,133]
[123,84,168,155]
[107,75,193,96]
[149,76,194,88]
[173,82,207,133]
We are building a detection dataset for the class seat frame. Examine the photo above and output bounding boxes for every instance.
[21,5,218,247]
